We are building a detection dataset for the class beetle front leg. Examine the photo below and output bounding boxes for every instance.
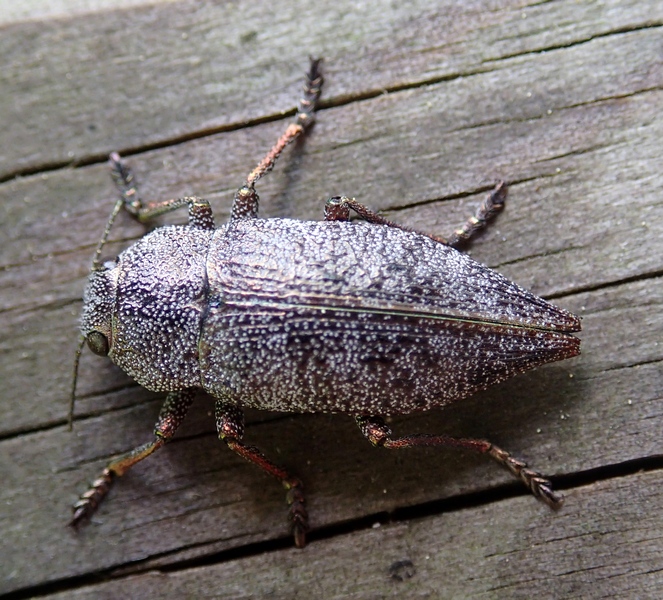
[215,401,308,548]
[109,152,215,230]
[355,415,563,509]
[70,389,196,526]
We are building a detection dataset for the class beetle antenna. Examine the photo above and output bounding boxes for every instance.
[69,334,86,430]
[92,196,124,270]
[71,171,126,428]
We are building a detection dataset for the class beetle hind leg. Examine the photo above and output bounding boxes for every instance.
[215,401,308,547]
[324,196,449,245]
[323,181,507,248]
[355,415,563,509]
[70,389,196,526]
[444,181,507,248]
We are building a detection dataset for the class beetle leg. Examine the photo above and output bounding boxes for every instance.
[70,389,196,526]
[108,149,142,214]
[231,57,323,221]
[444,181,507,248]
[323,196,351,221]
[324,182,507,248]
[215,401,309,548]
[108,152,215,230]
[355,414,564,509]
[324,195,451,244]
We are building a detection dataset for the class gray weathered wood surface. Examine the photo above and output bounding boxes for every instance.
[1,0,661,597]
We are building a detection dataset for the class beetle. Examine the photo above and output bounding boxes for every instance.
[70,58,581,548]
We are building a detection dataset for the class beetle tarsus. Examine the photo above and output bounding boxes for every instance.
[109,151,143,216]
[69,468,114,526]
[285,479,309,548]
[356,415,563,509]
[296,56,323,129]
[445,181,508,248]
[536,480,565,509]
[487,444,564,509]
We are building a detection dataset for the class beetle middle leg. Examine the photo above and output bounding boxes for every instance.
[70,389,196,526]
[324,181,507,248]
[215,401,308,548]
[355,414,564,509]
[231,57,323,220]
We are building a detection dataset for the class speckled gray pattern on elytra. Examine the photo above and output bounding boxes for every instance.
[82,217,580,415]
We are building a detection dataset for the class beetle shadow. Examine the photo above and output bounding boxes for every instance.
[265,132,321,220]
[286,360,588,530]
[77,359,586,549]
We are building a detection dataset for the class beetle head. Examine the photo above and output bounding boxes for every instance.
[68,259,120,430]
[81,260,119,356]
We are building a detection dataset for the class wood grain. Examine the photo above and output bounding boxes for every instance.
[1,0,661,597]
[38,470,663,600]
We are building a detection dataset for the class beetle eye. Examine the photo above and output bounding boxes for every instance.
[86,331,110,356]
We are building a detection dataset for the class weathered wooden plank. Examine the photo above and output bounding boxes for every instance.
[30,470,663,599]
[0,0,661,597]
[1,0,659,179]
[0,0,174,26]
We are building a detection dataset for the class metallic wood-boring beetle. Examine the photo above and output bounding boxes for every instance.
[70,58,581,547]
